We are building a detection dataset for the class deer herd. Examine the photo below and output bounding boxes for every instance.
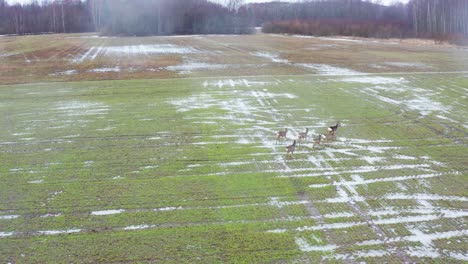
[276,121,341,158]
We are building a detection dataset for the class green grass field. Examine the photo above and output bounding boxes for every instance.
[0,33,467,263]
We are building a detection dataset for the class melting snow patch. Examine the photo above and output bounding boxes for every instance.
[105,44,198,55]
[0,215,19,220]
[298,64,361,75]
[91,209,125,216]
[41,213,62,218]
[142,165,158,169]
[394,154,417,160]
[203,79,276,88]
[385,62,431,69]
[319,37,364,43]
[166,62,229,74]
[237,138,250,144]
[52,70,78,76]
[55,101,110,117]
[124,225,155,230]
[268,197,308,208]
[384,193,467,202]
[89,67,120,73]
[38,229,81,235]
[295,237,337,252]
[96,126,115,131]
[405,96,450,116]
[342,76,407,85]
[28,179,43,184]
[251,52,289,63]
[154,206,183,212]
[0,232,15,237]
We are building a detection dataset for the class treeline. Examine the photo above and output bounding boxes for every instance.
[0,0,253,36]
[246,0,408,26]
[0,0,467,43]
[262,19,409,39]
[409,0,468,42]
[91,0,253,36]
[0,0,92,35]
[258,0,467,44]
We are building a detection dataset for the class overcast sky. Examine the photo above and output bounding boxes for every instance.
[6,0,410,6]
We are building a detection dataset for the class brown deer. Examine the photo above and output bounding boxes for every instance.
[313,134,326,148]
[286,140,296,157]
[298,128,309,143]
[276,128,288,144]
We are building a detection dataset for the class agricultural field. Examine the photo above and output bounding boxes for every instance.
[0,33,467,263]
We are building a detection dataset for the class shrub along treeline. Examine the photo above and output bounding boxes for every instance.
[262,19,409,39]
[257,0,468,45]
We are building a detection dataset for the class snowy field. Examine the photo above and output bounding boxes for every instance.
[0,33,467,263]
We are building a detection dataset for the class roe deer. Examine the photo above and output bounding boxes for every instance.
[286,140,296,157]
[313,134,326,148]
[328,121,341,136]
[276,128,288,143]
[298,128,309,142]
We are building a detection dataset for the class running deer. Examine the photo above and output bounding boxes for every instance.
[313,134,326,148]
[327,121,341,136]
[298,128,309,142]
[286,140,296,157]
[276,128,288,144]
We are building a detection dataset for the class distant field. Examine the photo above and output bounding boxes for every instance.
[0,33,467,263]
[1,33,468,85]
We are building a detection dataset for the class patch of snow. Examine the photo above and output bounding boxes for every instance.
[405,95,450,116]
[55,101,110,117]
[166,62,229,74]
[38,229,81,235]
[295,237,337,252]
[251,52,289,64]
[91,209,125,216]
[89,67,120,73]
[330,250,389,260]
[154,206,183,212]
[142,165,158,169]
[385,62,431,69]
[268,197,308,208]
[28,179,43,184]
[310,172,449,188]
[0,232,15,237]
[393,154,417,160]
[40,213,62,218]
[105,44,198,55]
[51,70,78,76]
[384,193,468,202]
[342,76,407,85]
[124,225,155,230]
[203,79,277,88]
[298,64,361,75]
[319,37,364,43]
[0,215,19,220]
[96,126,115,131]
